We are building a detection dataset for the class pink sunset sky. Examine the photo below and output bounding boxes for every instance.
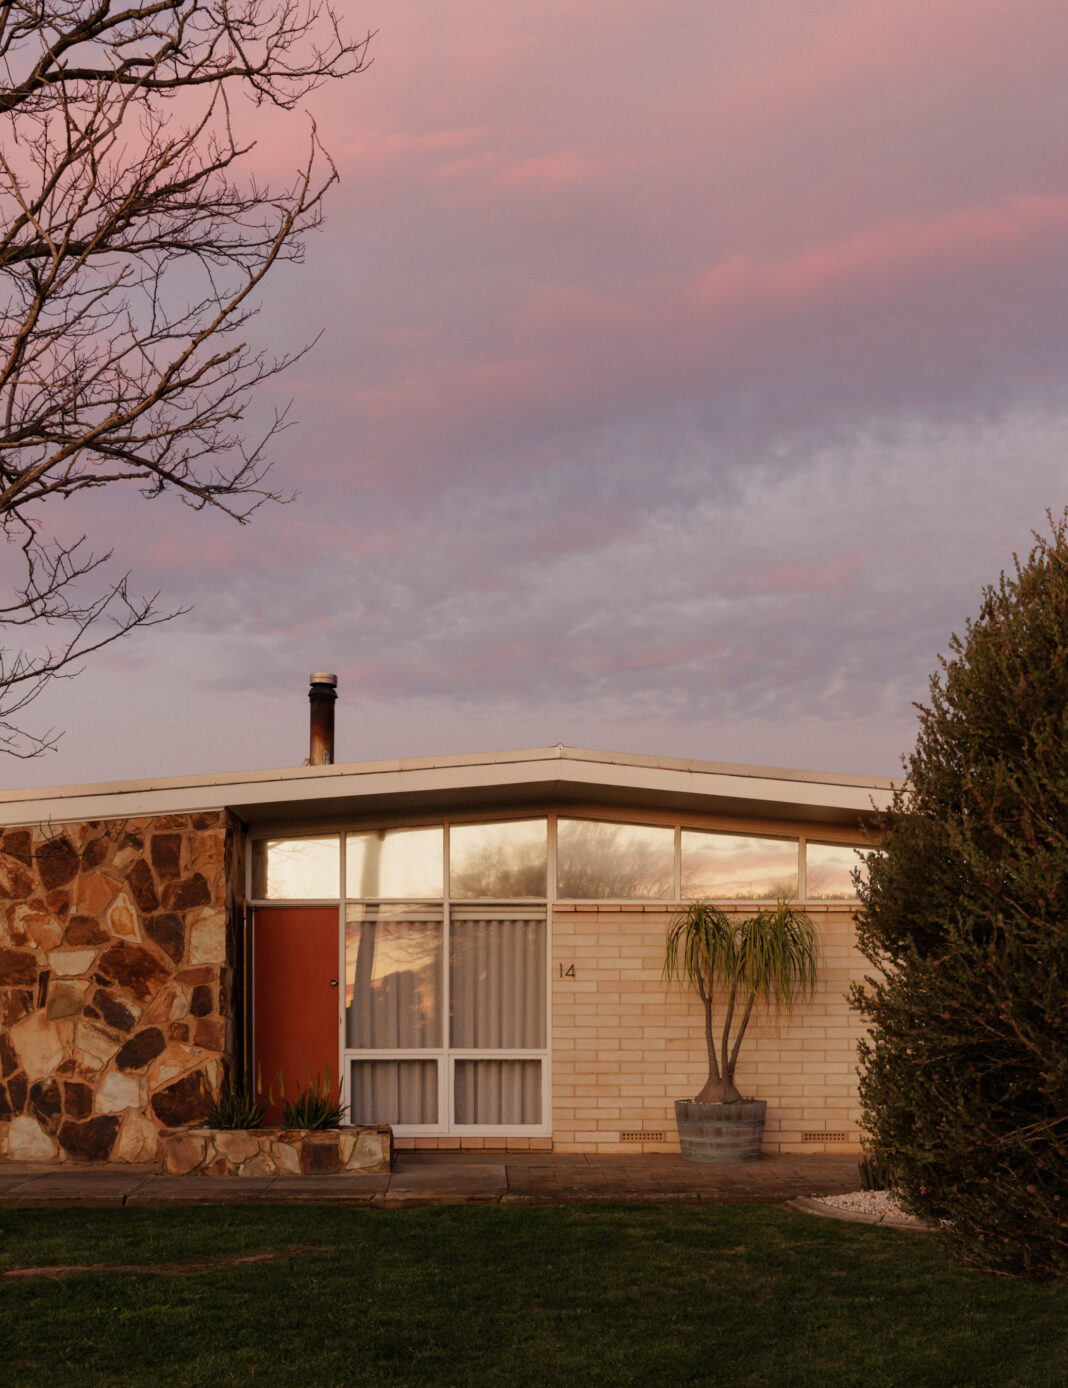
[6,0,1068,788]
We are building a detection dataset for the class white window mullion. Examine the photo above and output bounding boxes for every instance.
[443,891,453,1129]
[338,835,348,1118]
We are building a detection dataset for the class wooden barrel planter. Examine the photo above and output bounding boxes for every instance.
[674,1099,767,1162]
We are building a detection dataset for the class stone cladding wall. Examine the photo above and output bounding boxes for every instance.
[0,810,244,1163]
[157,1125,393,1176]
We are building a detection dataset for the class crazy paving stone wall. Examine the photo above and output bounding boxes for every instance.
[0,810,245,1163]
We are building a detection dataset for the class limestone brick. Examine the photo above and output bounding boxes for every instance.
[47,948,99,978]
[112,1110,159,1163]
[73,1021,122,1075]
[104,891,141,942]
[96,1070,145,1114]
[8,1112,57,1160]
[19,906,64,951]
[549,903,869,1154]
[187,908,227,965]
[10,1010,67,1079]
[75,873,121,919]
[46,981,87,1020]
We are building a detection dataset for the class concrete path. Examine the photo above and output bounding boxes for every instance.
[0,1151,863,1208]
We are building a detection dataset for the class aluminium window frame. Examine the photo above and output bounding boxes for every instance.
[245,809,867,1136]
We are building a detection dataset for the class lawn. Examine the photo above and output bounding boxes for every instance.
[1,1203,1066,1387]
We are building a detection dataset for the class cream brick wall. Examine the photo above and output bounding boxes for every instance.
[550,903,866,1154]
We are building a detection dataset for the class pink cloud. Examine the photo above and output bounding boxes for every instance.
[617,642,712,671]
[726,555,869,599]
[351,355,551,429]
[698,0,1054,144]
[495,149,603,192]
[510,283,643,336]
[696,196,1068,311]
[325,124,510,198]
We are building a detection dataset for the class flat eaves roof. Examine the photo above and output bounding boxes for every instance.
[0,745,896,830]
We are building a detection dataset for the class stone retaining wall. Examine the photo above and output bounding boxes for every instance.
[157,1125,393,1177]
[0,811,243,1163]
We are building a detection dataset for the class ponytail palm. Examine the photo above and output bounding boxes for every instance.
[664,901,819,1104]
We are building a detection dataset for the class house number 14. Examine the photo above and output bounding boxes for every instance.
[558,963,576,978]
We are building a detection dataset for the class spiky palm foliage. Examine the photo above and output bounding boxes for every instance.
[664,900,818,1104]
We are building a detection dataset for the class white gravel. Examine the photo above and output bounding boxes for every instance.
[817,1189,915,1220]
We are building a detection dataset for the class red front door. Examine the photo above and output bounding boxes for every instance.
[253,907,340,1122]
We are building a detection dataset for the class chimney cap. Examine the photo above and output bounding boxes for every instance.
[309,672,338,687]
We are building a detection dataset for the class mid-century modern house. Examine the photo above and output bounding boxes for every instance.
[0,677,893,1165]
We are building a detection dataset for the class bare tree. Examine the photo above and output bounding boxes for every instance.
[0,1,371,755]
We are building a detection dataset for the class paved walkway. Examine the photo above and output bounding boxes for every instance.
[0,1151,862,1208]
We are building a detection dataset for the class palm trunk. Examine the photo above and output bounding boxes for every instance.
[725,991,757,1088]
[693,970,742,1103]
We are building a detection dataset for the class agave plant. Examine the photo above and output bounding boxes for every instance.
[278,1067,345,1130]
[202,1069,265,1129]
[664,900,818,1105]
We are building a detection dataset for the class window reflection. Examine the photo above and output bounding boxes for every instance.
[346,827,443,899]
[681,831,797,901]
[449,820,547,898]
[557,819,674,899]
[806,843,862,901]
[345,906,443,1048]
[251,836,340,900]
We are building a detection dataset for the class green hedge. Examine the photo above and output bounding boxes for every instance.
[852,515,1068,1278]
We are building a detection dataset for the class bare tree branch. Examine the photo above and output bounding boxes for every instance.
[0,1,371,755]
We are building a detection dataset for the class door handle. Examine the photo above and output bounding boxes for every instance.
[329,978,338,987]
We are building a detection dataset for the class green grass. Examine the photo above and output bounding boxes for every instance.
[1,1204,1066,1387]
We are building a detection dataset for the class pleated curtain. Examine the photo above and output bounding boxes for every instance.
[449,918,546,1049]
[453,1059,541,1125]
[350,1058,437,1126]
[449,917,544,1124]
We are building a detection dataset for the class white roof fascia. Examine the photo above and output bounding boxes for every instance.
[0,744,897,830]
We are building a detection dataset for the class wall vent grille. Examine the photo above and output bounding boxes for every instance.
[620,1130,666,1143]
[802,1131,848,1143]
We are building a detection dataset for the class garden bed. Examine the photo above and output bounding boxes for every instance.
[156,1125,393,1177]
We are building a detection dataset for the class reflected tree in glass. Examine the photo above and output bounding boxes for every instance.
[449,820,547,898]
[557,819,674,899]
[345,908,443,1048]
[252,836,340,900]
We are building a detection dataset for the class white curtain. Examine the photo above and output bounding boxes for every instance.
[449,917,546,1048]
[350,1059,438,1125]
[453,1059,541,1125]
[449,915,544,1124]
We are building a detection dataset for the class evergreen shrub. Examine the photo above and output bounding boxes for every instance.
[852,516,1068,1278]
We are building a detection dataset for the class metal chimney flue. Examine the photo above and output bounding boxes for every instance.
[308,672,338,765]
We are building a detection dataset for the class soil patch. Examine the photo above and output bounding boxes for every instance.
[2,1244,322,1279]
